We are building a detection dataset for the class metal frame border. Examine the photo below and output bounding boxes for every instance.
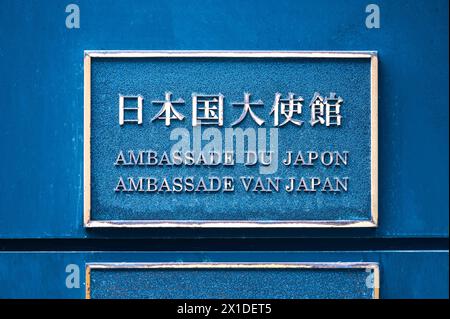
[84,50,378,228]
[85,262,380,299]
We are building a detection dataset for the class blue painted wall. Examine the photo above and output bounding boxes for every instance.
[0,0,448,299]
[0,0,448,238]
[0,251,447,299]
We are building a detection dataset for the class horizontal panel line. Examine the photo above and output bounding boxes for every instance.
[85,50,377,59]
[0,238,447,251]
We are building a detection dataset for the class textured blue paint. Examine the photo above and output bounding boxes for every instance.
[90,268,373,299]
[0,0,447,237]
[0,251,447,299]
[90,57,371,222]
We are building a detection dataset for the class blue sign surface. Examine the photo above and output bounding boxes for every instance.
[86,52,377,227]
[87,262,378,299]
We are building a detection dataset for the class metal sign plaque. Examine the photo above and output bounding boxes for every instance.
[84,51,378,228]
[86,262,379,299]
